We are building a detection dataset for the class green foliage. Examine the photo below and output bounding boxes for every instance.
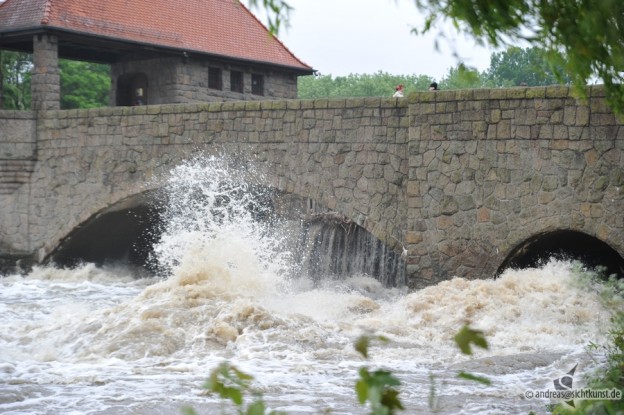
[414,0,624,113]
[256,0,624,112]
[192,328,495,415]
[297,72,435,99]
[551,313,624,414]
[0,50,32,109]
[550,267,624,414]
[446,324,492,400]
[184,362,285,415]
[244,0,292,35]
[439,63,487,90]
[485,46,569,87]
[354,334,390,359]
[356,368,404,415]
[454,324,488,355]
[297,45,575,98]
[60,59,110,109]
[1,52,109,110]
[457,370,492,386]
[354,335,404,415]
[206,362,254,406]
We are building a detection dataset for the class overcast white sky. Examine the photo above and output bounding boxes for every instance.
[254,0,498,80]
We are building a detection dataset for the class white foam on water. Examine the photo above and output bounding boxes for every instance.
[1,157,620,414]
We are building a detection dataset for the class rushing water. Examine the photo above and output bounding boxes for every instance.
[1,158,620,414]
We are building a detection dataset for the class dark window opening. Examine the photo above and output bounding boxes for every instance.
[116,73,148,106]
[208,67,222,90]
[252,74,264,96]
[230,71,243,93]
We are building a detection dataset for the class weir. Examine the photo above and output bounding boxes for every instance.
[46,184,407,286]
[1,86,623,288]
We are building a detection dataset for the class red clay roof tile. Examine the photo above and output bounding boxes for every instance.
[0,0,312,71]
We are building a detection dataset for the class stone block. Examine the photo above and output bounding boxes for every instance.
[545,85,570,98]
[525,87,546,98]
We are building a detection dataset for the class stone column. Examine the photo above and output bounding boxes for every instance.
[31,34,60,111]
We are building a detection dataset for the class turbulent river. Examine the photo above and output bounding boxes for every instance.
[1,158,620,414]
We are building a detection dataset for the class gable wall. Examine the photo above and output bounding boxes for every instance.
[110,57,299,105]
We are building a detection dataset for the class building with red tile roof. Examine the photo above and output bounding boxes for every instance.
[0,0,314,108]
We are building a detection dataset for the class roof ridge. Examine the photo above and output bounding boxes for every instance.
[41,0,52,24]
[238,0,312,71]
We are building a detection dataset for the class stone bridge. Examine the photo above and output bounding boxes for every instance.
[1,86,623,289]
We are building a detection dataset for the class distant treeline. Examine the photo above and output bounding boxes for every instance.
[298,46,571,99]
[0,46,569,109]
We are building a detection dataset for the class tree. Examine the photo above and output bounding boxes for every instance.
[0,50,32,110]
[414,0,624,112]
[60,59,110,109]
[297,72,435,99]
[485,46,569,87]
[439,63,486,90]
[1,53,110,110]
[250,0,624,114]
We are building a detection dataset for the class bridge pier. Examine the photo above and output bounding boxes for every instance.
[31,34,60,112]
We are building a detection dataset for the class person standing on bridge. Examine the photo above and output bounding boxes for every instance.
[393,84,404,98]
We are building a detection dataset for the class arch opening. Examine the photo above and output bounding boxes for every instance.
[497,230,624,278]
[46,187,406,286]
[48,192,164,275]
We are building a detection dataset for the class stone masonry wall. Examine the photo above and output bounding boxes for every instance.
[111,57,298,105]
[28,98,408,260]
[0,86,622,288]
[405,86,623,288]
[0,110,36,256]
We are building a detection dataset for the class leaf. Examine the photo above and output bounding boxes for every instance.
[181,407,198,415]
[457,371,492,385]
[354,335,371,358]
[369,370,401,388]
[354,335,390,359]
[205,361,253,406]
[454,325,489,355]
[245,400,266,415]
[380,388,405,411]
[355,379,369,404]
[226,387,244,406]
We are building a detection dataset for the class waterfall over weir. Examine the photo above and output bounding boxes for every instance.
[296,213,405,287]
[152,156,406,287]
[49,156,406,287]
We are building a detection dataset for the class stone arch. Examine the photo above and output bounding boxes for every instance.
[248,182,406,286]
[44,174,406,285]
[46,190,164,272]
[497,229,624,278]
[42,178,309,272]
[255,166,402,256]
